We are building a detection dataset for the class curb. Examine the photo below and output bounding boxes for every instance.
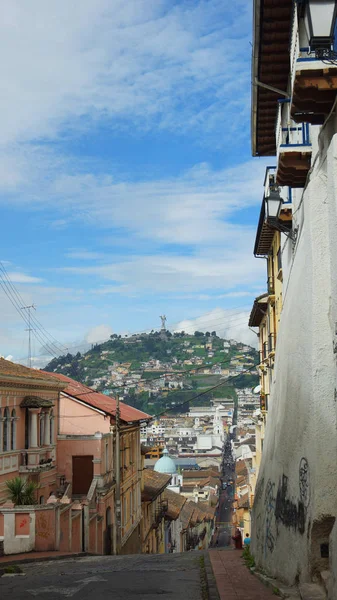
[204,552,220,600]
[253,569,300,599]
[0,552,88,576]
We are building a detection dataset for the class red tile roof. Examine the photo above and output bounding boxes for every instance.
[43,371,151,423]
[163,489,186,520]
[0,358,65,387]
[142,470,171,502]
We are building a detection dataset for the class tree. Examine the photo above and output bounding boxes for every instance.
[6,477,38,505]
[194,331,204,337]
[211,331,217,337]
[205,331,211,337]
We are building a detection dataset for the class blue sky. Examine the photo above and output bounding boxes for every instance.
[0,0,269,363]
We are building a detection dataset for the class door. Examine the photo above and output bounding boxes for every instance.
[72,456,93,495]
[104,506,112,555]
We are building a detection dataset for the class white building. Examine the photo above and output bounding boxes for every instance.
[251,1,337,597]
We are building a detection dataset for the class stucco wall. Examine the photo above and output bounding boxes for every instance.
[2,509,36,555]
[59,395,110,435]
[251,126,337,588]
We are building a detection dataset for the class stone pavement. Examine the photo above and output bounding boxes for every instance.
[209,548,278,600]
[0,552,205,599]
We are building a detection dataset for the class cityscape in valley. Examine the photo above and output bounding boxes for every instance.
[1,1,337,599]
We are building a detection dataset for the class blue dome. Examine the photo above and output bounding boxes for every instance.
[154,448,177,474]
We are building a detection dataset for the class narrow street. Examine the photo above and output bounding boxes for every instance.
[0,550,280,600]
[0,553,205,600]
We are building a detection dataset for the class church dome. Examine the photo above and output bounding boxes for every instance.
[154,448,177,474]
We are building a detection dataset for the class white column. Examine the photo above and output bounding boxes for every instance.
[44,411,50,446]
[29,409,39,448]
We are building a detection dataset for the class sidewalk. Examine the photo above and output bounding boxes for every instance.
[0,550,84,566]
[209,549,277,600]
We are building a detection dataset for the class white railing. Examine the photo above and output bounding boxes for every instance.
[290,2,299,91]
[276,101,311,153]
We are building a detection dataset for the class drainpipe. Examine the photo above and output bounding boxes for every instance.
[115,392,121,554]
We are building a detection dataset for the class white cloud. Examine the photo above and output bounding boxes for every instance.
[65,250,107,260]
[63,251,264,294]
[6,271,42,283]
[86,324,113,345]
[174,307,258,348]
[0,0,251,146]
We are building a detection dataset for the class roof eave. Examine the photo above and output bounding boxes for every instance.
[0,373,66,390]
[251,0,261,157]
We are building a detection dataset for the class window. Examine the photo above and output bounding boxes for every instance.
[105,442,109,473]
[39,413,44,447]
[3,407,9,451]
[11,410,16,450]
[130,435,133,465]
[50,410,54,444]
[39,495,44,504]
[124,496,128,526]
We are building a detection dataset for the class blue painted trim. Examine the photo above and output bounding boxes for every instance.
[288,187,292,203]
[277,98,290,103]
[297,57,320,62]
[280,143,312,147]
[282,127,302,131]
[299,47,310,52]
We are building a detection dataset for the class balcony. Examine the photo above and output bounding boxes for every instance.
[151,499,168,529]
[19,447,56,473]
[290,2,337,124]
[276,101,311,187]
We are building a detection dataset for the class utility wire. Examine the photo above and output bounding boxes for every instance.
[147,364,259,419]
[0,262,68,356]
[39,364,259,419]
[0,273,61,358]
[60,352,257,397]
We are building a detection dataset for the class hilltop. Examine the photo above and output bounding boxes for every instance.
[44,330,259,414]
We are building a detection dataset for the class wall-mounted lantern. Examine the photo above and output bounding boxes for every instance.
[265,188,297,241]
[302,0,337,58]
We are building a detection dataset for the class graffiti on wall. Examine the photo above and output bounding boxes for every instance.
[255,457,310,557]
[264,479,276,555]
[36,512,52,540]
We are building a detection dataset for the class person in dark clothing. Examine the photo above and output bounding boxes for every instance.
[232,528,243,549]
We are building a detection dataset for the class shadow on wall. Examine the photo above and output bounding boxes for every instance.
[310,516,335,578]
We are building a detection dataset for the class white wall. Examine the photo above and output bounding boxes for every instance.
[251,124,337,590]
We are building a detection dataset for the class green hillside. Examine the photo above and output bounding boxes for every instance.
[43,330,259,414]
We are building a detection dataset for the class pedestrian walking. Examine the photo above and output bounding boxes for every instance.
[232,528,243,550]
[244,533,251,548]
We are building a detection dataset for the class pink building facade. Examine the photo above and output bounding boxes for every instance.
[0,360,150,557]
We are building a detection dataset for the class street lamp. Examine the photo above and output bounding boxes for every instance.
[265,189,282,222]
[265,189,297,241]
[302,0,337,58]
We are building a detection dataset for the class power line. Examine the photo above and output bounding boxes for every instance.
[0,262,68,357]
[144,364,259,419]
[32,363,258,419]
[58,351,258,397]
[0,273,61,358]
